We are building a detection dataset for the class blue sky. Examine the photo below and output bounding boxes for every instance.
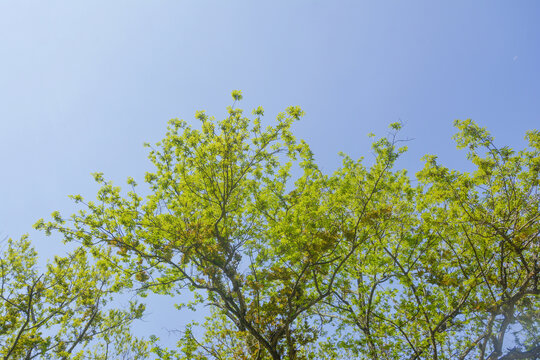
[1,0,539,345]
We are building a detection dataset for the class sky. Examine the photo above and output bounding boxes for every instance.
[1,0,539,347]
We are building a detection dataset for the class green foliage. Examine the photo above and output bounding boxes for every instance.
[34,93,539,360]
[0,236,150,359]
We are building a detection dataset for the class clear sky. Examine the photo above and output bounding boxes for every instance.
[1,0,539,345]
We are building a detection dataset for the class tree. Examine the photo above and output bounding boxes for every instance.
[413,121,540,359]
[318,120,540,360]
[0,236,149,359]
[36,92,539,359]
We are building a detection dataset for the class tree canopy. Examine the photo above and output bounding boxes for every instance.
[26,91,540,359]
[0,236,148,359]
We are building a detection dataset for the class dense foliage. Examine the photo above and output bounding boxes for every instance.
[12,91,539,359]
[0,237,148,359]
